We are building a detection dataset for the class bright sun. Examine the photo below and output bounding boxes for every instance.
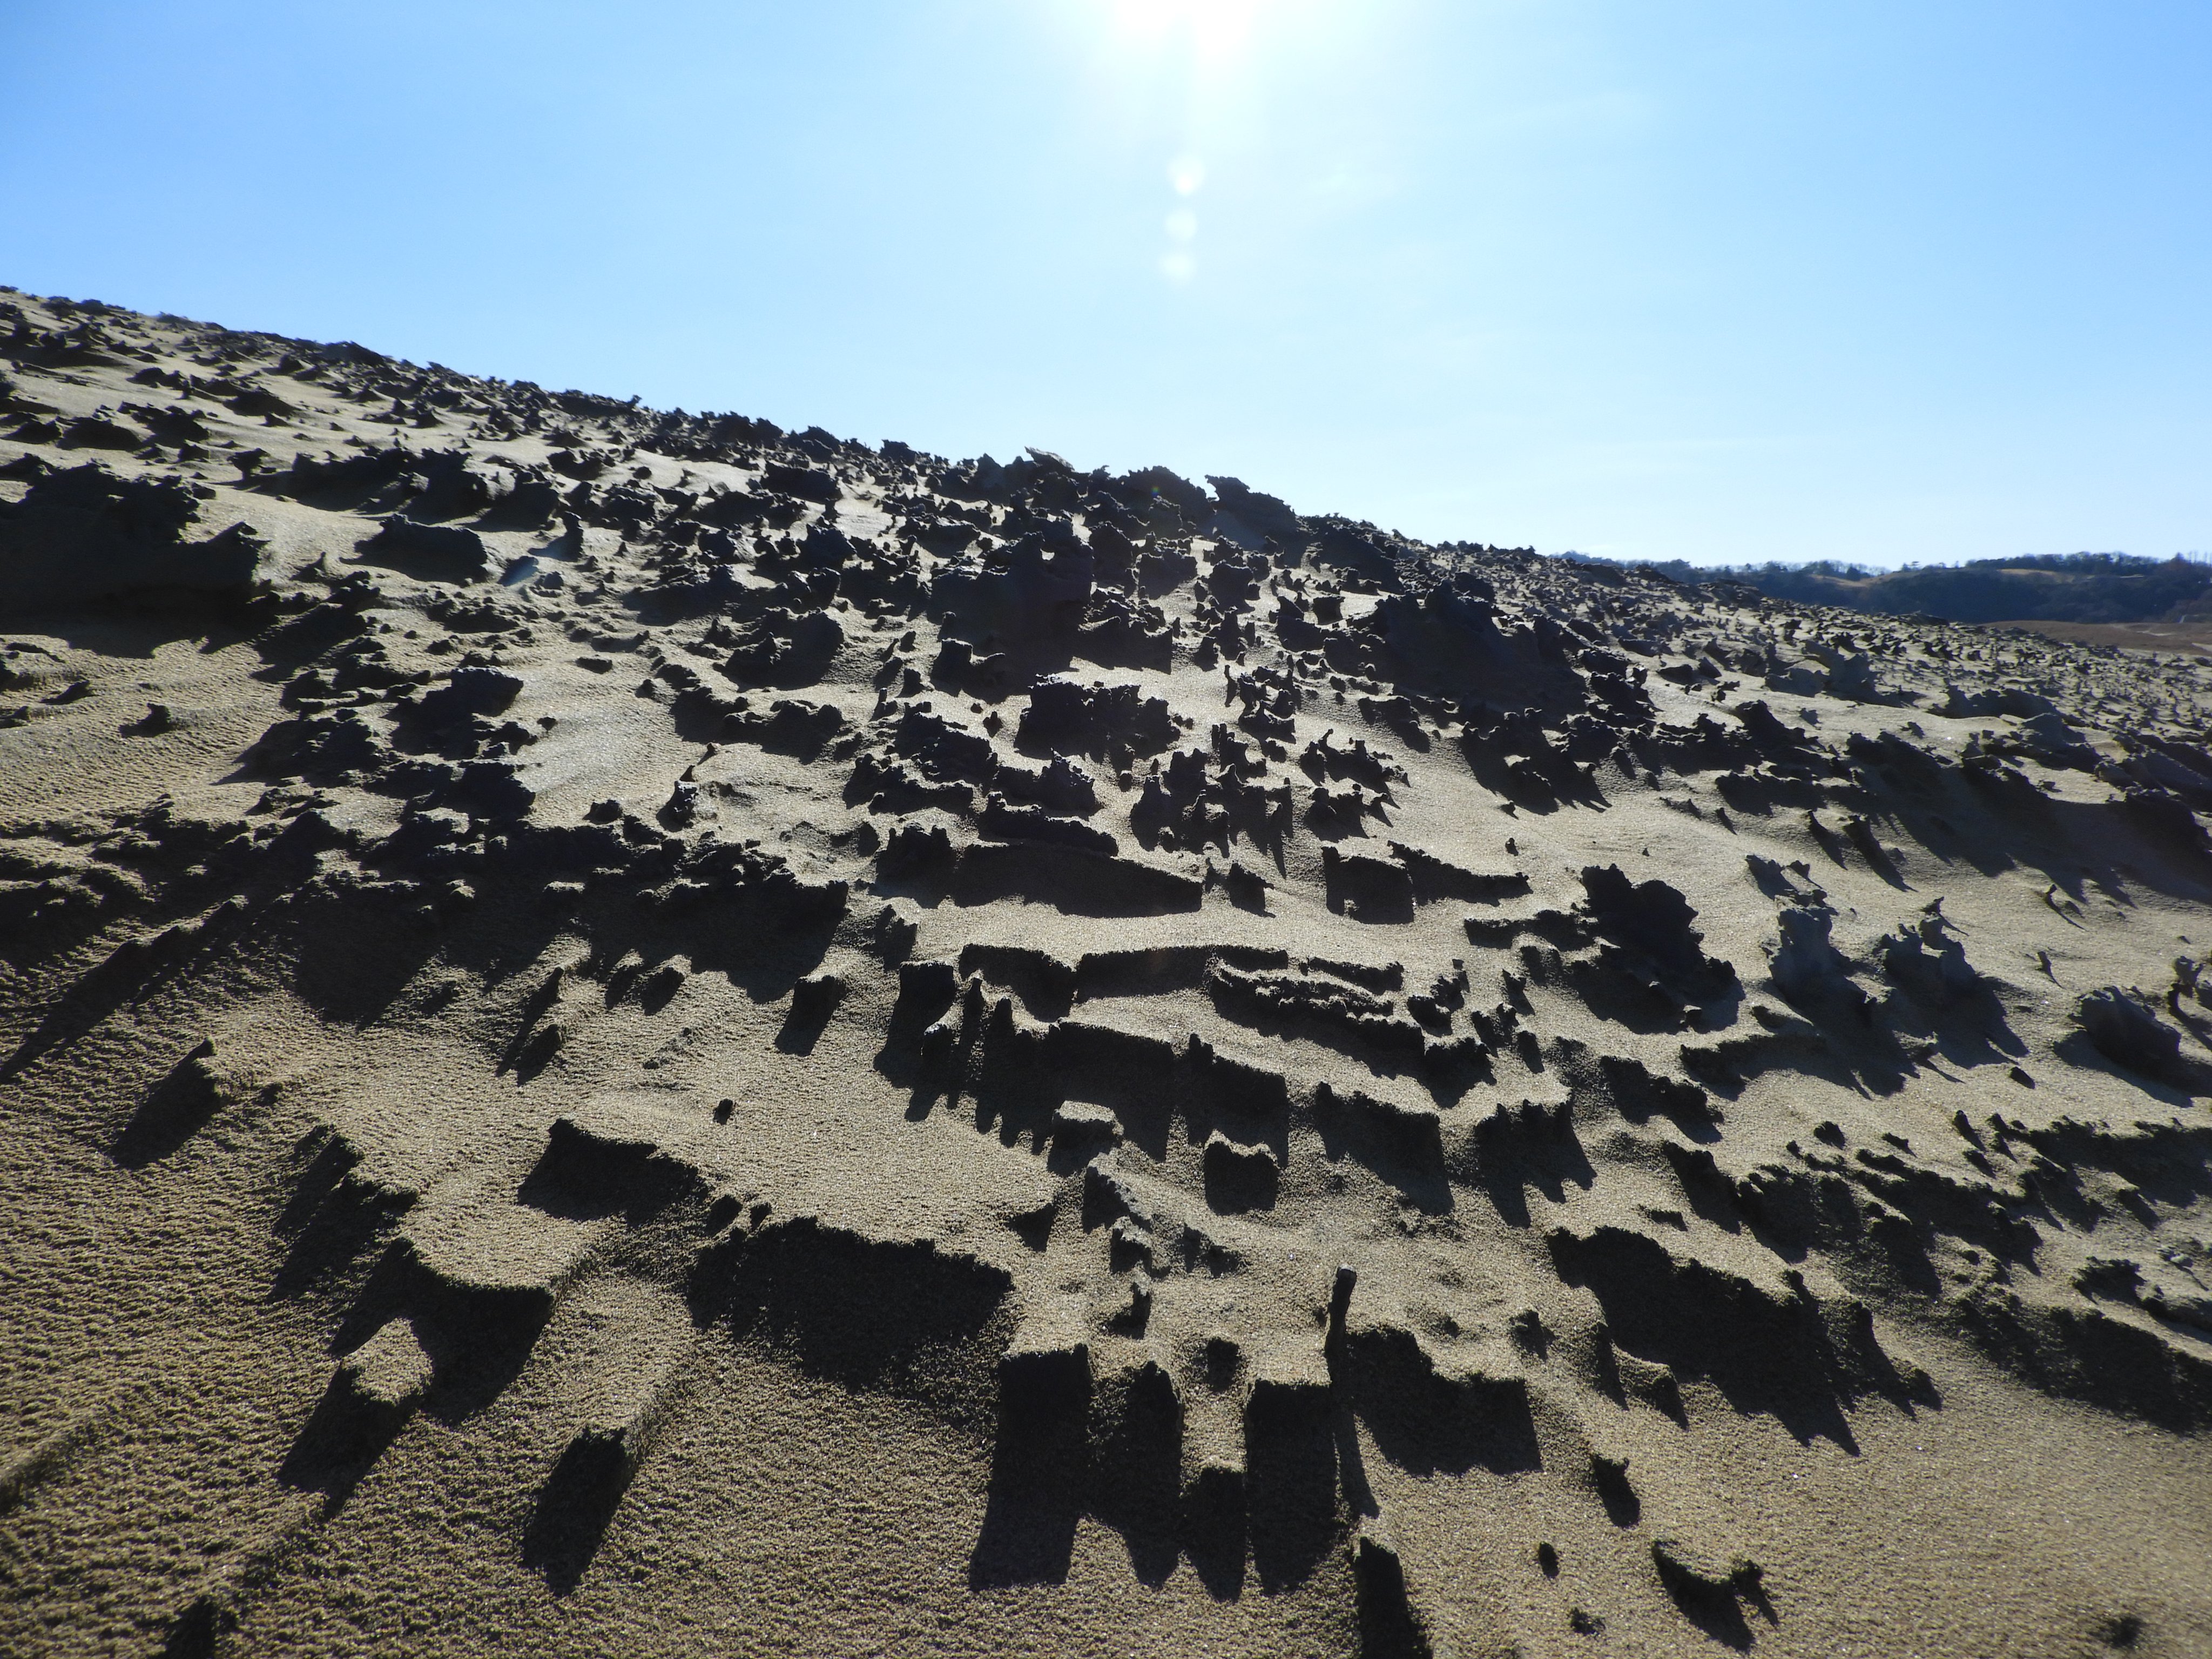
[1110,0,1265,57]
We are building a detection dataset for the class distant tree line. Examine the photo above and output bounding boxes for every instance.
[1555,550,2212,624]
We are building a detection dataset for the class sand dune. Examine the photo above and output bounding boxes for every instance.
[2,288,2209,1657]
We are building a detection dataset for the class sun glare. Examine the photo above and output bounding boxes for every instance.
[1111,0,1265,59]
[1089,2,1309,288]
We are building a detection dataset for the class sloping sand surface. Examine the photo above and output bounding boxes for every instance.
[3,290,2209,1657]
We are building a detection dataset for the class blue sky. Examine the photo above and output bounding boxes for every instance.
[2,2,2206,565]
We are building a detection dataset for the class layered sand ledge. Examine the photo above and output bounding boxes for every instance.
[2,291,2208,1657]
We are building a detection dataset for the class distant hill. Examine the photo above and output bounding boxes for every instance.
[1562,550,2212,625]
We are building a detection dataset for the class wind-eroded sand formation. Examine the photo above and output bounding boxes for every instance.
[2,291,2209,1657]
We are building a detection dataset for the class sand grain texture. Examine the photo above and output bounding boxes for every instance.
[2,290,2209,1657]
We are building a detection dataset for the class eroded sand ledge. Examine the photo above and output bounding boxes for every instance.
[2,290,2209,1657]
